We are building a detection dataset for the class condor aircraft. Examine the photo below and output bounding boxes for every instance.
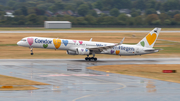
[17,28,161,61]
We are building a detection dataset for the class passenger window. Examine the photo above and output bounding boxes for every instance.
[21,39,26,41]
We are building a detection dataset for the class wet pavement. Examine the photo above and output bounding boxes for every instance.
[0,58,180,101]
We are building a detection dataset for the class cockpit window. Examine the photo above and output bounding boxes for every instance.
[21,39,26,41]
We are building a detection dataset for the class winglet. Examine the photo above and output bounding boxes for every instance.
[90,38,92,41]
[117,37,125,45]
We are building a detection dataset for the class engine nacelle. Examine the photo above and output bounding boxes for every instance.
[77,48,90,55]
[66,50,78,55]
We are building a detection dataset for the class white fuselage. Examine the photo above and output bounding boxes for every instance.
[17,37,157,56]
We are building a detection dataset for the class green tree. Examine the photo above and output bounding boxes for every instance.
[88,10,98,17]
[163,0,180,11]
[35,8,45,15]
[76,1,84,8]
[77,4,89,16]
[145,8,156,15]
[26,14,38,25]
[48,5,57,12]
[174,14,180,22]
[7,0,16,7]
[28,7,36,15]
[110,8,120,17]
[164,19,172,25]
[46,0,55,3]
[134,16,143,25]
[18,20,25,25]
[151,20,161,25]
[76,17,88,25]
[146,0,156,9]
[146,14,159,25]
[159,13,170,24]
[62,15,76,25]
[37,3,54,10]
[117,14,129,22]
[85,15,96,25]
[64,4,75,12]
[132,0,146,10]
[55,2,64,10]
[131,9,141,17]
[21,6,28,16]
[14,9,23,15]
[100,16,117,25]
[94,1,103,10]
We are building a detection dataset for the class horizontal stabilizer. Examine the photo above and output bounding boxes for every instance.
[143,48,163,52]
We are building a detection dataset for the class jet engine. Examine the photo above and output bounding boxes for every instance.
[77,48,90,55]
[66,50,78,55]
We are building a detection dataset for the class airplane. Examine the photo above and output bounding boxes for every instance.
[17,28,161,61]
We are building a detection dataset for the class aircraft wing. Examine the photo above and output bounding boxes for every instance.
[87,37,125,52]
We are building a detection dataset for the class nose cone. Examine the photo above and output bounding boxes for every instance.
[17,41,20,46]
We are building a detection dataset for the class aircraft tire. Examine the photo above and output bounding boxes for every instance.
[31,53,34,55]
[85,57,90,61]
[94,58,97,61]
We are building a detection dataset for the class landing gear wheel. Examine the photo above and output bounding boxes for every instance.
[94,58,97,61]
[85,54,97,61]
[85,57,90,61]
[90,57,94,61]
[30,47,33,55]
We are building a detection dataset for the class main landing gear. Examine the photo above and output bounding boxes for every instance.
[85,55,97,61]
[30,47,33,55]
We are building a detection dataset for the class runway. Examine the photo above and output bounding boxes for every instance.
[0,30,180,33]
[0,58,180,101]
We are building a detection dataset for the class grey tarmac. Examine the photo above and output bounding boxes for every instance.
[0,58,180,101]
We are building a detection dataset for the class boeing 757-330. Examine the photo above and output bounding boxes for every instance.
[17,28,161,61]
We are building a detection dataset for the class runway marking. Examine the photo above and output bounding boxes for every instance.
[74,83,122,84]
[72,76,126,101]
[40,74,70,77]
[39,74,107,77]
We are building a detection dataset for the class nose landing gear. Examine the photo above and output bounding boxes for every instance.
[30,47,33,55]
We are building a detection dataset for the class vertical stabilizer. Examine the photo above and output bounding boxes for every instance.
[136,28,161,48]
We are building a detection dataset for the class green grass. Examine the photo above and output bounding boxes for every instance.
[0,27,180,31]
[155,46,180,53]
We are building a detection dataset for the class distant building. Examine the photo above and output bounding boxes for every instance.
[45,10,53,17]
[94,9,110,15]
[94,9,102,15]
[55,10,76,16]
[119,9,130,14]
[126,14,131,17]
[141,10,145,15]
[156,10,161,14]
[168,10,180,12]
[44,21,71,29]
[101,11,110,15]
[67,10,74,16]
[4,10,14,17]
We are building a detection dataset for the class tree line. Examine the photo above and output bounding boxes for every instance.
[0,0,180,25]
